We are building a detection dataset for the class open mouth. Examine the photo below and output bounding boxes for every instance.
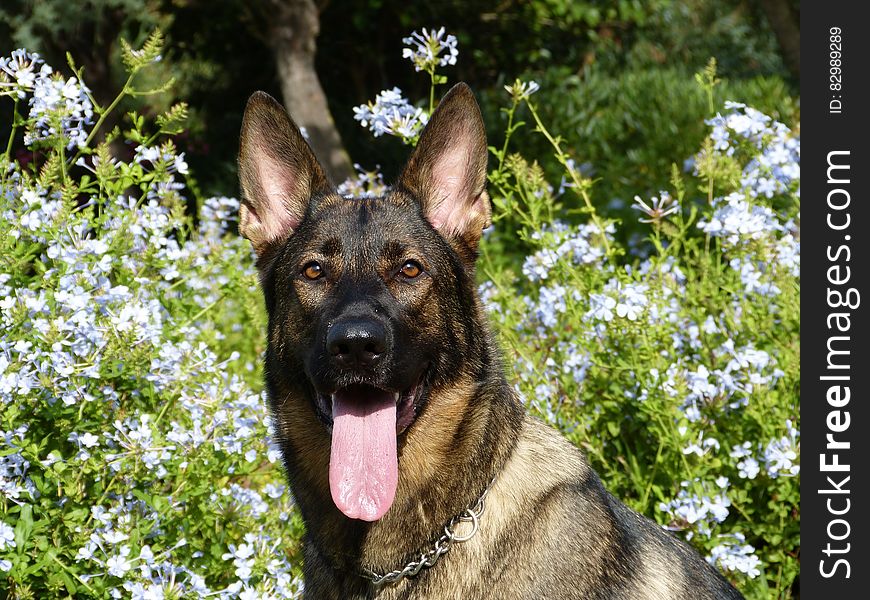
[313,375,426,522]
[314,378,424,435]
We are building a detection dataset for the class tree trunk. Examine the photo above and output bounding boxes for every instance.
[263,0,353,184]
[758,0,800,80]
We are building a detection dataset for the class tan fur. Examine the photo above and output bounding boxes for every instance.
[394,377,477,500]
[633,553,687,599]
[345,416,606,599]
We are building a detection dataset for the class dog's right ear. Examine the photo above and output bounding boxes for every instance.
[238,91,331,256]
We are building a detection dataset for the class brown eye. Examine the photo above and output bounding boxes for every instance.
[400,260,422,279]
[302,261,324,280]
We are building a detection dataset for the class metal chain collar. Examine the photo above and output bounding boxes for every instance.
[360,478,495,587]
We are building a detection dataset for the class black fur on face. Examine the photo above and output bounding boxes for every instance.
[259,189,489,436]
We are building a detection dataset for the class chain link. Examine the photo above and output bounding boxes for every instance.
[361,478,494,587]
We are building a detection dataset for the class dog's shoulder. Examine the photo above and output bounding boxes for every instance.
[477,415,743,599]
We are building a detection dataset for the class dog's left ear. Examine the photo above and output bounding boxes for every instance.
[398,83,491,254]
[238,91,331,257]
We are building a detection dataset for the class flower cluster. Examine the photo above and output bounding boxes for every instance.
[584,279,650,323]
[477,94,799,590]
[402,27,459,73]
[337,163,389,198]
[1,47,306,597]
[697,102,800,307]
[352,87,429,140]
[521,221,612,282]
[705,101,800,199]
[1,49,94,149]
[731,419,800,479]
[698,191,782,246]
[659,477,733,539]
[708,533,762,578]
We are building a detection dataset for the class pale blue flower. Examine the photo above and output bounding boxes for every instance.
[0,521,15,550]
[698,192,782,245]
[402,27,459,72]
[106,545,133,577]
[353,88,429,140]
[708,533,761,578]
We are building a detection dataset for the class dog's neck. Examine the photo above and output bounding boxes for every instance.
[276,372,524,583]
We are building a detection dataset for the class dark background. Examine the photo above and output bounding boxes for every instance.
[1,0,799,208]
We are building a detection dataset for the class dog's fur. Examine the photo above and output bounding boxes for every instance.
[238,83,744,599]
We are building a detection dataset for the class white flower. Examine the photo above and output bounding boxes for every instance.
[632,192,679,223]
[737,457,760,479]
[79,432,100,448]
[402,27,459,72]
[615,302,640,320]
[504,79,540,101]
[0,521,15,551]
[102,529,129,545]
[106,546,132,577]
[586,294,616,322]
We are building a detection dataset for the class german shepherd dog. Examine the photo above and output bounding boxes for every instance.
[237,83,744,599]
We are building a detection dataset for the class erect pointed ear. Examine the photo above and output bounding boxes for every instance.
[238,91,331,256]
[397,83,491,253]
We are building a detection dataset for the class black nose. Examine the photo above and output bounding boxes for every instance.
[327,319,387,370]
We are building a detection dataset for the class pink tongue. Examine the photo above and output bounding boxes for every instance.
[329,389,398,521]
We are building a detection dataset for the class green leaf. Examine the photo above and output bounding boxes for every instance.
[14,504,34,550]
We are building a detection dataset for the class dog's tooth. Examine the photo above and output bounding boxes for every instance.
[393,392,400,403]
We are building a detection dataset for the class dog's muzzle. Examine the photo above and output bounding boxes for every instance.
[327,318,388,372]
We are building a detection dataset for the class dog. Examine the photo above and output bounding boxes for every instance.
[237,83,744,599]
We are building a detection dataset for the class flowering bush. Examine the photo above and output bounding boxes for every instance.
[488,70,799,597]
[1,29,798,599]
[1,35,303,598]
[349,41,800,598]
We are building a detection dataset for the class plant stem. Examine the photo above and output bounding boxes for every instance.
[429,71,436,114]
[524,100,611,256]
[641,438,666,507]
[84,471,121,527]
[70,71,137,166]
[179,292,227,328]
[497,100,519,174]
[51,554,97,594]
[2,99,20,185]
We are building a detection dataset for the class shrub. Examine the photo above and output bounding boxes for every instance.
[1,37,302,598]
[1,29,798,599]
[351,37,801,599]
[491,63,798,211]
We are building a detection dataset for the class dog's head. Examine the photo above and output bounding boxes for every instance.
[238,84,490,522]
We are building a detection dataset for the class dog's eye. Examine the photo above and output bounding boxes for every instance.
[400,260,423,279]
[302,261,324,280]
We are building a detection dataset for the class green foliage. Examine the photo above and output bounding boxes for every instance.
[501,64,797,214]
[1,38,300,598]
[477,65,800,598]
